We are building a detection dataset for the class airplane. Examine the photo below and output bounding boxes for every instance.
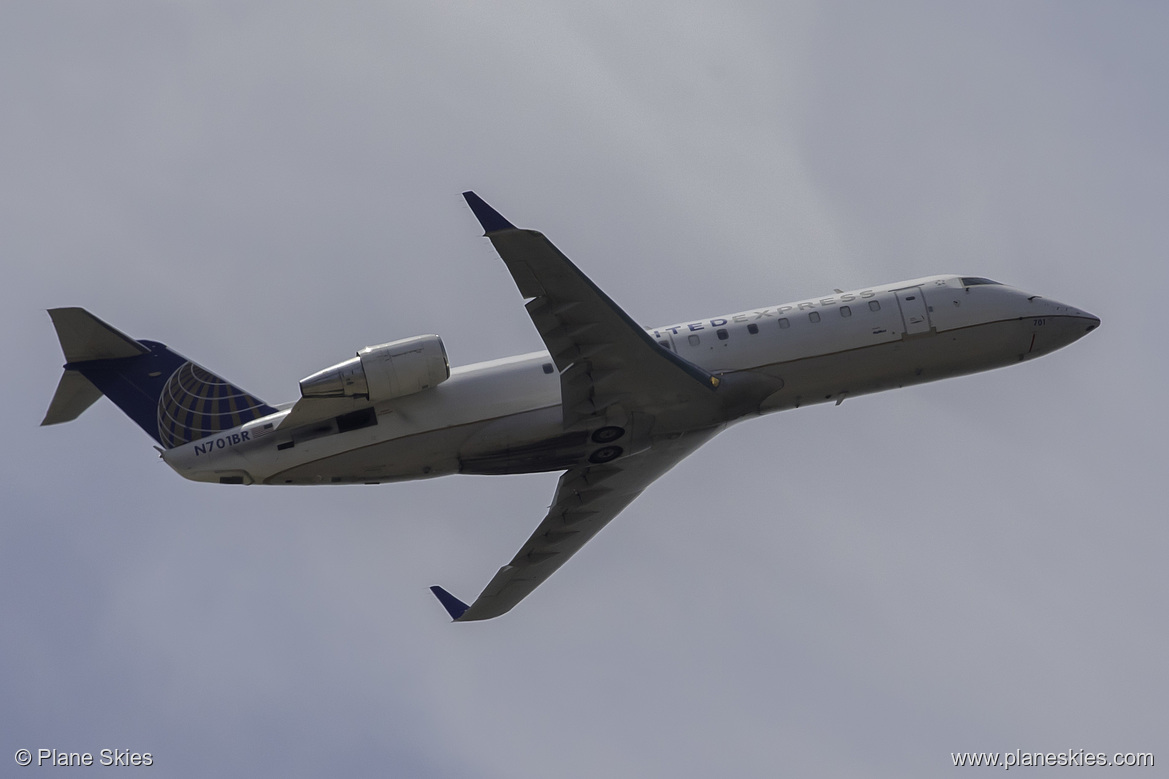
[41,192,1100,621]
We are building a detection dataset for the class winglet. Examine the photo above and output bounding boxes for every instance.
[429,585,470,621]
[462,191,516,234]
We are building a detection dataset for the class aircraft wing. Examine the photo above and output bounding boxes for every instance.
[431,425,721,622]
[276,395,369,431]
[462,191,722,428]
[429,194,732,621]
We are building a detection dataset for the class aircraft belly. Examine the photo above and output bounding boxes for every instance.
[263,405,570,484]
[457,405,586,475]
[264,424,471,484]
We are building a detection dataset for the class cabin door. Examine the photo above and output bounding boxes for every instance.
[895,287,931,335]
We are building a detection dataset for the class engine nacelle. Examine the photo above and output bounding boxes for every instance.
[299,335,450,402]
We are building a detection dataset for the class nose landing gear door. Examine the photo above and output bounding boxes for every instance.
[895,287,932,335]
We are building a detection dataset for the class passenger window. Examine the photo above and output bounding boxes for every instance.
[688,334,700,346]
[717,329,729,341]
[747,323,759,335]
[778,318,790,329]
[869,300,880,312]
[808,312,820,323]
[840,306,851,317]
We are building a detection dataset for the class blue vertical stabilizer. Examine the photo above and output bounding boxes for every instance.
[43,308,278,448]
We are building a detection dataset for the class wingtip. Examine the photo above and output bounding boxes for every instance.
[462,191,516,234]
[429,585,470,621]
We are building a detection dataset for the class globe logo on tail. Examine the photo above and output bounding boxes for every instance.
[156,362,272,448]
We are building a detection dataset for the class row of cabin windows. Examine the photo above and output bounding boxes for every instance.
[678,299,882,347]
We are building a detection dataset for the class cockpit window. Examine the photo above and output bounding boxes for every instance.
[961,277,1001,287]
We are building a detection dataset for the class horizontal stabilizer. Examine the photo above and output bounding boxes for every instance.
[47,307,149,363]
[429,586,470,621]
[41,369,103,426]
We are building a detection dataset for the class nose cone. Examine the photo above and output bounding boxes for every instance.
[1065,305,1101,338]
[1027,303,1100,359]
[1063,313,1099,343]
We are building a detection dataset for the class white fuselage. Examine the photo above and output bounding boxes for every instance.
[162,275,1098,486]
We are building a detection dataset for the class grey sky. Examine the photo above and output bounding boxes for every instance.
[3,2,1165,776]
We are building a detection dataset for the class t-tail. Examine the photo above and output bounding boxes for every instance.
[42,308,279,448]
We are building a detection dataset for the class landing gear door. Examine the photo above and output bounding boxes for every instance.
[895,287,931,335]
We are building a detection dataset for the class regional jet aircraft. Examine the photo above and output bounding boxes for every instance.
[42,192,1100,621]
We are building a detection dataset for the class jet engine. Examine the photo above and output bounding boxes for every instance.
[299,335,450,402]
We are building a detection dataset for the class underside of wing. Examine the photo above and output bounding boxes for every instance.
[430,194,739,622]
[462,192,723,430]
[431,425,722,621]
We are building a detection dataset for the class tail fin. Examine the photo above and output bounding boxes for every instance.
[43,308,279,448]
